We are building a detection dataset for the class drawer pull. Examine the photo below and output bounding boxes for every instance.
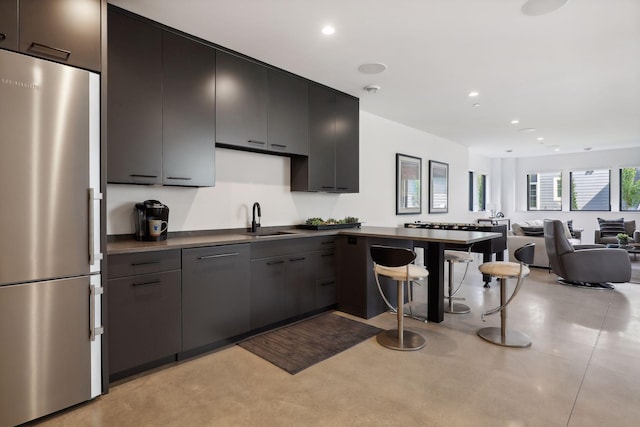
[321,241,335,245]
[266,260,285,266]
[28,42,71,60]
[130,173,158,178]
[248,140,266,146]
[132,280,161,287]
[336,187,349,190]
[131,261,161,267]
[289,257,306,262]
[271,144,287,149]
[198,252,239,260]
[321,186,334,189]
[320,281,335,287]
[166,176,192,180]
[321,253,335,257]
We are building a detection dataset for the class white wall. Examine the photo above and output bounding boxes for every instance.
[498,147,640,243]
[107,111,481,235]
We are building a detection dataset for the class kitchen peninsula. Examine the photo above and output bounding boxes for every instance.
[107,225,500,381]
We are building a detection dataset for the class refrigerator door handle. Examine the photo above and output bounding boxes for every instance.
[89,284,104,341]
[88,188,103,266]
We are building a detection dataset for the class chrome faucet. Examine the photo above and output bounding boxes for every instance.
[251,202,261,233]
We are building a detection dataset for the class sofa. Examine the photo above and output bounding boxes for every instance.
[508,219,581,268]
[594,218,639,245]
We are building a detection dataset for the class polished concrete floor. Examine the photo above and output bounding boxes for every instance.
[36,258,640,427]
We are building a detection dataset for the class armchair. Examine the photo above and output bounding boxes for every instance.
[544,220,631,289]
[594,219,639,245]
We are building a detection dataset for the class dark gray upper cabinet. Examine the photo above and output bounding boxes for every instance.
[267,69,309,156]
[335,94,359,192]
[107,9,163,184]
[291,85,359,193]
[216,50,268,150]
[162,31,216,187]
[182,244,250,352]
[0,0,18,51]
[19,0,101,71]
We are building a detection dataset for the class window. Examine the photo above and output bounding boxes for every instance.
[620,167,640,211]
[468,171,486,212]
[527,172,561,211]
[570,169,610,211]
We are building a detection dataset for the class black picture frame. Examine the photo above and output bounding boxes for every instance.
[429,160,448,213]
[396,153,422,215]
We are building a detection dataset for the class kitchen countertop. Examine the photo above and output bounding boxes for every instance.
[107,225,501,255]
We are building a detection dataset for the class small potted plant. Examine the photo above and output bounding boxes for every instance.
[617,233,629,246]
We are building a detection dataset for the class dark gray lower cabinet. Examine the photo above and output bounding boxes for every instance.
[107,270,181,375]
[285,253,316,317]
[316,249,337,308]
[250,255,287,329]
[182,244,250,351]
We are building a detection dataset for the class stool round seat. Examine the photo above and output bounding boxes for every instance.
[478,262,529,279]
[444,250,473,314]
[444,250,473,263]
[375,264,429,281]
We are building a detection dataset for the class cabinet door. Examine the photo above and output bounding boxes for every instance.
[251,256,287,329]
[107,9,162,184]
[307,84,337,191]
[162,31,216,187]
[335,94,359,193]
[216,51,268,150]
[268,69,309,155]
[0,0,17,51]
[182,244,250,352]
[108,271,181,375]
[19,0,101,71]
[285,253,316,317]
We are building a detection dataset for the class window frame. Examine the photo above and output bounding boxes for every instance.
[569,169,611,212]
[620,166,640,212]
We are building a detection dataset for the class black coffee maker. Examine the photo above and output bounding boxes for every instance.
[134,200,170,241]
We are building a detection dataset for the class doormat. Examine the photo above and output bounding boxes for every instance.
[238,313,381,375]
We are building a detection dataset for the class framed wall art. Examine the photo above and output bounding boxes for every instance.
[429,160,448,213]
[396,153,422,214]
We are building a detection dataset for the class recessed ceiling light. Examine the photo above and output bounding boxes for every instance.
[473,103,481,107]
[522,0,569,16]
[358,63,387,74]
[321,25,335,35]
[511,119,520,124]
[363,85,380,94]
[506,149,513,153]
[584,147,592,151]
[537,137,544,141]
[554,148,560,152]
[519,128,537,132]
[468,91,479,97]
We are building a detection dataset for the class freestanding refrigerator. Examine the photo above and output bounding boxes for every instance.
[0,49,103,426]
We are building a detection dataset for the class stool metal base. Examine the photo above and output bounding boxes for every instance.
[477,326,531,348]
[376,329,426,351]
[444,302,471,314]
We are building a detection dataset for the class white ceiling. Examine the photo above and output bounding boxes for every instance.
[109,0,640,158]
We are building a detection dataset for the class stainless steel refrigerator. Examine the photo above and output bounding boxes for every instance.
[0,49,103,426]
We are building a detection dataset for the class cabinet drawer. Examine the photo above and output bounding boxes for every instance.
[251,236,335,259]
[107,270,181,375]
[316,250,336,280]
[108,249,181,279]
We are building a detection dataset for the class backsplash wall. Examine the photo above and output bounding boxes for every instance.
[106,111,479,235]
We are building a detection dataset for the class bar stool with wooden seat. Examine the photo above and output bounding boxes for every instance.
[370,245,429,351]
[444,249,473,314]
[477,243,535,348]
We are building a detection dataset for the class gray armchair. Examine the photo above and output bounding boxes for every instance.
[544,220,631,289]
[594,219,639,245]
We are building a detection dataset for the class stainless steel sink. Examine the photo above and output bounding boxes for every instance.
[248,231,297,238]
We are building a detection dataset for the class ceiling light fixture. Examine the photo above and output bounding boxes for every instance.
[321,25,335,35]
[511,119,520,124]
[363,85,381,94]
[584,147,592,151]
[537,137,544,141]
[358,63,387,74]
[521,0,569,16]
[473,103,480,107]
[468,91,479,97]
[519,128,537,132]
[506,149,513,153]
[554,148,560,152]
